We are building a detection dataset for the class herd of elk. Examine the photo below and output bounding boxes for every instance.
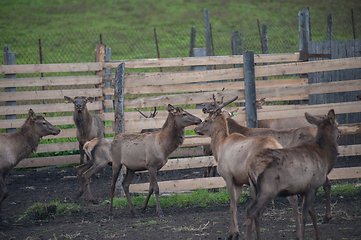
[0,93,341,240]
[64,96,105,164]
[246,109,340,240]
[0,109,60,221]
[195,95,300,240]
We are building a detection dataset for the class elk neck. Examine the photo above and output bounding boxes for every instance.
[73,109,92,132]
[14,118,42,161]
[315,124,339,173]
[227,117,247,135]
[158,112,185,157]
[210,113,229,158]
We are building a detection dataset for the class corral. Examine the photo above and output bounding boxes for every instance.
[1,38,361,239]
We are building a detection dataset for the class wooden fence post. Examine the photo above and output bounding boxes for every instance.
[327,13,333,41]
[189,26,197,70]
[95,43,105,115]
[114,63,125,196]
[231,30,244,80]
[204,8,212,70]
[104,47,112,113]
[299,8,310,61]
[4,46,16,133]
[244,51,257,128]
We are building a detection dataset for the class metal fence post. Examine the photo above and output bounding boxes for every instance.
[244,51,257,128]
[204,8,212,70]
[114,63,125,197]
[261,24,269,80]
[189,26,197,70]
[327,13,333,41]
[4,46,16,133]
[104,47,112,113]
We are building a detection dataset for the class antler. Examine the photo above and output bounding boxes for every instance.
[212,94,238,111]
[136,107,158,118]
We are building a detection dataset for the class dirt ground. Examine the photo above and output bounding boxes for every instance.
[1,156,361,240]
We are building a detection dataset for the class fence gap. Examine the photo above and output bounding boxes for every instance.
[244,51,257,128]
[4,46,16,133]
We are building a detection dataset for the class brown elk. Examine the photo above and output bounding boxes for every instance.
[194,95,298,240]
[0,109,60,221]
[75,138,112,203]
[204,100,333,223]
[75,108,160,202]
[246,109,339,240]
[64,96,105,164]
[109,104,201,219]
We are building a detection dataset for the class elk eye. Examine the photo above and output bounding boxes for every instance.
[42,121,46,125]
[183,113,187,117]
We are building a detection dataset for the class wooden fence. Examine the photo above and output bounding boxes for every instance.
[1,49,361,193]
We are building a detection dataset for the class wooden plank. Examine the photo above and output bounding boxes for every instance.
[338,144,361,156]
[15,155,80,169]
[0,75,102,88]
[328,167,361,180]
[129,177,226,192]
[124,68,244,88]
[0,101,102,115]
[255,57,361,77]
[0,88,102,101]
[257,79,361,100]
[0,62,103,75]
[42,126,114,139]
[103,53,301,69]
[169,147,204,158]
[120,78,308,95]
[162,156,216,171]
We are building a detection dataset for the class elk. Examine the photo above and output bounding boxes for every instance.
[194,95,298,240]
[204,100,333,223]
[246,109,339,240]
[76,137,112,203]
[108,104,201,219]
[64,96,105,164]
[0,109,60,220]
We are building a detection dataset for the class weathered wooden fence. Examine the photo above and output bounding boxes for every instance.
[1,48,361,193]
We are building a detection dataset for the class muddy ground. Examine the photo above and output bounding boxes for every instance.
[0,156,360,240]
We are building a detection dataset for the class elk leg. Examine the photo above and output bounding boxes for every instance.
[224,179,242,239]
[300,190,318,240]
[79,142,85,164]
[122,169,137,217]
[322,177,332,223]
[0,175,8,221]
[286,195,300,240]
[141,168,163,217]
[109,162,122,220]
[83,161,108,203]
[308,203,321,240]
[76,160,94,199]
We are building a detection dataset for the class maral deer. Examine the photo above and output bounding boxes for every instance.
[109,104,201,218]
[194,95,295,240]
[64,96,105,164]
[0,109,60,221]
[246,109,340,240]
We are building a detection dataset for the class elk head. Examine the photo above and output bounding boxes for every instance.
[166,104,201,128]
[64,96,94,114]
[305,109,340,140]
[28,109,61,136]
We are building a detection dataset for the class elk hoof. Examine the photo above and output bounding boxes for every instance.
[91,199,99,205]
[322,216,331,223]
[76,191,83,199]
[108,214,113,220]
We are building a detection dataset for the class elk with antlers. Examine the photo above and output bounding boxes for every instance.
[64,96,105,164]
[246,109,340,240]
[109,104,201,219]
[195,95,298,240]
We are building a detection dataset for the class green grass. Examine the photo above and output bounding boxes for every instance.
[18,200,81,221]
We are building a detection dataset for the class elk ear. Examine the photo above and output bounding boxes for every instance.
[28,109,37,121]
[64,96,74,104]
[167,104,176,114]
[86,97,94,103]
[305,112,320,125]
[327,109,336,124]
